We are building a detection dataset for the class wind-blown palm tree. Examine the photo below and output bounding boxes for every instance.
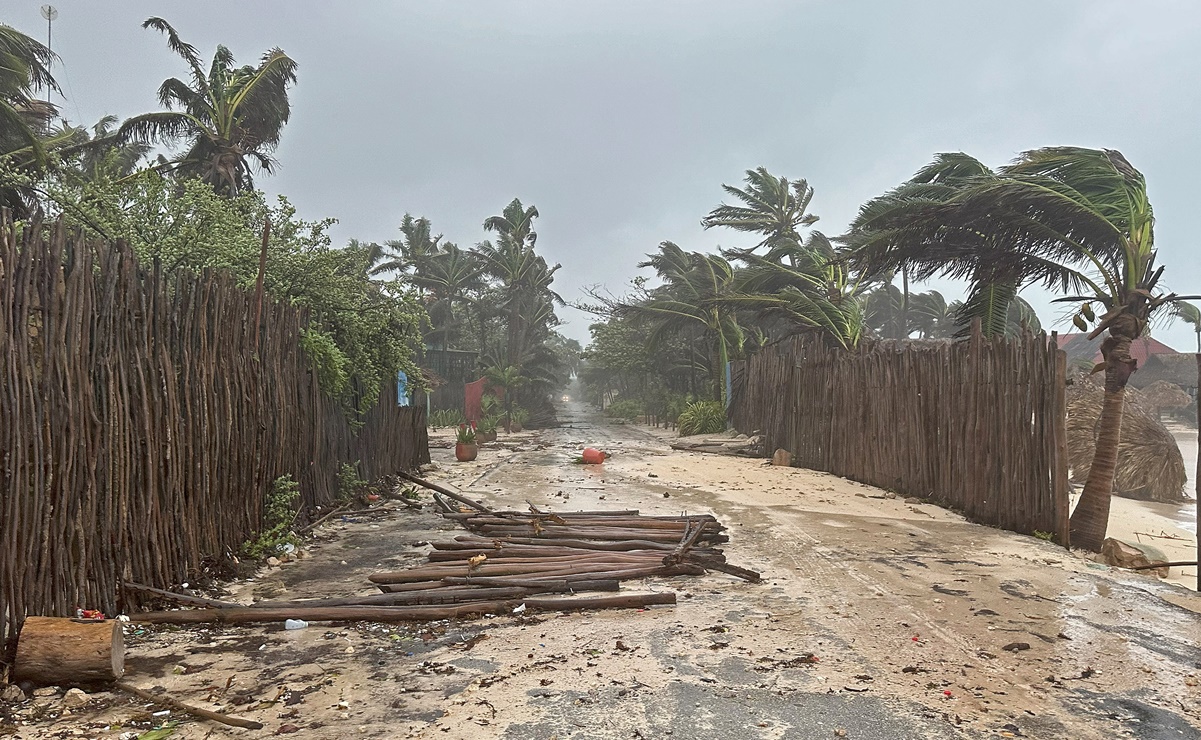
[477,198,558,368]
[1170,302,1201,353]
[373,214,444,278]
[723,234,864,349]
[0,24,56,160]
[844,146,1195,550]
[116,17,297,196]
[701,167,819,249]
[615,242,744,404]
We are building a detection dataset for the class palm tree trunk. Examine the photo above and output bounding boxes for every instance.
[1069,327,1138,551]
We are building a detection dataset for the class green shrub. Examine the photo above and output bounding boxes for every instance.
[677,401,726,436]
[605,399,643,423]
[429,408,466,429]
[337,461,367,502]
[242,475,301,560]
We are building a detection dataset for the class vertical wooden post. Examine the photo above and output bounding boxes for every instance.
[1196,353,1200,592]
[252,218,270,353]
[1053,345,1070,548]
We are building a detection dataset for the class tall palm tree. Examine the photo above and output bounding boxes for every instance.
[116,17,297,196]
[723,234,864,349]
[701,167,819,249]
[844,146,1196,551]
[411,242,485,349]
[373,213,444,278]
[1170,301,1201,352]
[617,242,744,404]
[477,198,557,368]
[0,24,57,160]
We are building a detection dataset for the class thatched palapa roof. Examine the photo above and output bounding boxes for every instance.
[1066,378,1187,503]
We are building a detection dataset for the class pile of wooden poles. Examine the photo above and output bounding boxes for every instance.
[128,475,759,626]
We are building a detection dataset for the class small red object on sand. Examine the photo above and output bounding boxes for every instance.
[943,690,953,698]
[581,448,605,465]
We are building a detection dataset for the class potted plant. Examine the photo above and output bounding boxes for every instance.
[509,407,529,433]
[455,424,478,462]
[477,415,499,443]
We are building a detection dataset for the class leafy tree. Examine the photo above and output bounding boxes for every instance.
[45,170,424,412]
[843,146,1195,550]
[117,17,297,196]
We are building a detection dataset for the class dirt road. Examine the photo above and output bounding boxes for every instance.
[6,402,1200,739]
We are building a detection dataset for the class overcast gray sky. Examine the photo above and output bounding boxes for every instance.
[13,1,1201,348]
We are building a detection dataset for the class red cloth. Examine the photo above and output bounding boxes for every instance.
[464,378,486,423]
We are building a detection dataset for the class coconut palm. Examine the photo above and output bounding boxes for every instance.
[477,198,560,367]
[116,17,297,196]
[0,24,57,161]
[412,243,485,349]
[615,242,744,404]
[1170,301,1201,352]
[372,214,444,278]
[701,167,819,249]
[723,234,864,349]
[843,146,1195,551]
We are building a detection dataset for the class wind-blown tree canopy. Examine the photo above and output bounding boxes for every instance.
[117,17,297,196]
[1170,301,1201,353]
[701,166,819,248]
[843,146,1195,551]
[0,23,56,160]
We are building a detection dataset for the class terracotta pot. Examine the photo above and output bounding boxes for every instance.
[478,430,497,443]
[509,421,523,433]
[455,442,478,462]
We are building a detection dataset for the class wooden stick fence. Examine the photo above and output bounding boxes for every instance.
[729,328,1069,542]
[0,216,429,661]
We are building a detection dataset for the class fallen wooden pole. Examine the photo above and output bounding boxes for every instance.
[685,554,761,583]
[116,681,263,730]
[123,582,240,609]
[250,586,535,608]
[439,536,689,552]
[130,593,676,625]
[398,471,495,514]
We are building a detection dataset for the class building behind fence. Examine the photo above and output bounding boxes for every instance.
[0,217,429,657]
[729,330,1069,542]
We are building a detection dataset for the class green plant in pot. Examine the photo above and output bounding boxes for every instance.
[477,415,499,443]
[509,407,530,432]
[455,423,478,462]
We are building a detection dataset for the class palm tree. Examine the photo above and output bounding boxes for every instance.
[477,198,558,368]
[411,242,485,349]
[1170,301,1201,352]
[843,146,1196,551]
[0,24,57,160]
[483,364,527,431]
[373,213,444,278]
[116,17,297,196]
[616,242,744,404]
[723,234,864,349]
[701,167,819,249]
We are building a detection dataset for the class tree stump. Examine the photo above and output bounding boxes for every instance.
[12,617,124,686]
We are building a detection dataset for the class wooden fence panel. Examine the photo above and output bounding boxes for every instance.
[730,331,1068,541]
[0,219,429,659]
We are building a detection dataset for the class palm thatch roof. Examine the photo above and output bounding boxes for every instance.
[1138,380,1191,412]
[1066,378,1187,503]
[1130,353,1199,391]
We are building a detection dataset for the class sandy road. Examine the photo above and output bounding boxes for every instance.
[6,402,1199,739]
[420,402,1201,739]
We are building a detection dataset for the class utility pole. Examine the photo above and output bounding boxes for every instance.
[40,6,57,106]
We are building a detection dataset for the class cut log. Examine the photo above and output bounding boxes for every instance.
[13,617,124,686]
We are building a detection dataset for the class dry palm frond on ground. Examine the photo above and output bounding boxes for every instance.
[1066,379,1187,502]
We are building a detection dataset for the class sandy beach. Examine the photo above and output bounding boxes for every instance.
[1076,423,1199,589]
